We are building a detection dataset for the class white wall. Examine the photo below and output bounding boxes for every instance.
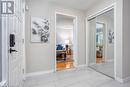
[122,0,130,80]
[25,0,86,73]
[56,29,73,45]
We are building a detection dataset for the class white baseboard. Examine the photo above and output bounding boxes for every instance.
[116,77,124,83]
[88,63,96,66]
[76,64,88,68]
[26,65,88,78]
[26,70,54,78]
[0,80,7,87]
[116,76,130,83]
[123,77,130,83]
[105,59,114,63]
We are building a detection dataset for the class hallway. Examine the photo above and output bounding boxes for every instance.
[24,67,130,87]
[1,0,130,86]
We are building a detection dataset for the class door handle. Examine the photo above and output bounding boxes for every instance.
[10,48,18,53]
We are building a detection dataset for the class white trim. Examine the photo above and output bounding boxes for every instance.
[0,80,7,87]
[26,70,54,78]
[105,59,114,63]
[22,0,26,80]
[55,11,78,72]
[57,26,73,30]
[87,3,115,20]
[26,65,88,78]
[76,64,88,68]
[113,3,117,82]
[85,18,89,66]
[88,63,96,66]
[116,77,130,83]
[1,10,8,86]
[122,77,130,83]
[26,65,90,78]
[54,12,57,72]
[116,77,124,83]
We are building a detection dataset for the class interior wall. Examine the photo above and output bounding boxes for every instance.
[56,29,73,45]
[122,0,130,79]
[25,0,86,73]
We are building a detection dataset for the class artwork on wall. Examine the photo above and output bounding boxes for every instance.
[31,17,50,43]
[108,30,114,44]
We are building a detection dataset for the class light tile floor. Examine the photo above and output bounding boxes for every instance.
[24,67,130,87]
[90,61,114,77]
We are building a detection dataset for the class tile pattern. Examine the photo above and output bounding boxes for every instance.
[90,61,114,77]
[24,67,130,87]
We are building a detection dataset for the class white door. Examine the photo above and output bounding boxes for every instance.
[3,0,25,87]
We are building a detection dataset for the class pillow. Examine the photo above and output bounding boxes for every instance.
[56,44,63,50]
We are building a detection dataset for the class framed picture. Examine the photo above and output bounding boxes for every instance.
[31,17,50,43]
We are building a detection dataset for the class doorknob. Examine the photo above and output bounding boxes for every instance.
[10,48,18,53]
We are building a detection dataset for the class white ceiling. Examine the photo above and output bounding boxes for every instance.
[57,14,74,21]
[48,0,102,10]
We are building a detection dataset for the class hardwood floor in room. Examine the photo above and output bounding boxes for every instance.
[96,57,103,64]
[56,59,74,71]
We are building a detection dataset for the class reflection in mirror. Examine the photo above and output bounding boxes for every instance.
[96,22,104,64]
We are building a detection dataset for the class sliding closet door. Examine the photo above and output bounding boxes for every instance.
[88,18,96,66]
[88,9,114,78]
[95,9,114,78]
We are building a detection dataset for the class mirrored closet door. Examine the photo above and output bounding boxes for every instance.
[88,9,114,78]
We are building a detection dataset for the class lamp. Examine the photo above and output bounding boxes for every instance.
[64,40,70,51]
[65,40,69,45]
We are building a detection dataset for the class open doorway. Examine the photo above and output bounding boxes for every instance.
[55,13,76,71]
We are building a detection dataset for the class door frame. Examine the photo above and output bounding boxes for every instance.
[54,11,78,72]
[22,0,26,80]
[86,3,116,78]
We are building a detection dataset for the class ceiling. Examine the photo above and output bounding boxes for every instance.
[48,0,102,10]
[57,14,74,21]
